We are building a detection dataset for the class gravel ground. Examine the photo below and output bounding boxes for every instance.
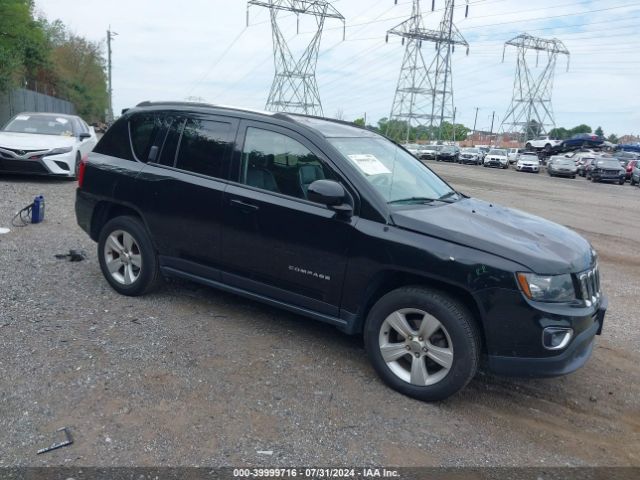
[0,164,638,467]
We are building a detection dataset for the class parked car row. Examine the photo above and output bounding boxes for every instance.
[408,142,637,188]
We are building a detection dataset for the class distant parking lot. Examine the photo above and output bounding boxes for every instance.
[0,163,639,466]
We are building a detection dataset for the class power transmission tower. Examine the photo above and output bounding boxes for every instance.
[500,34,570,142]
[386,0,469,143]
[247,1,345,116]
[106,27,118,122]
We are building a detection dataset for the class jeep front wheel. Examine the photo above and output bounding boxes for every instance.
[364,287,481,401]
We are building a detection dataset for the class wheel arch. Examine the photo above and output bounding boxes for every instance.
[90,201,149,243]
[354,270,487,353]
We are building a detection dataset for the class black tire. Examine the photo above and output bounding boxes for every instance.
[97,215,161,296]
[631,177,637,186]
[572,175,576,179]
[364,286,481,402]
[619,179,625,185]
[73,152,81,179]
[525,143,532,149]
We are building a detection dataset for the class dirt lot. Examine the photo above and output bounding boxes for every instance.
[0,163,638,467]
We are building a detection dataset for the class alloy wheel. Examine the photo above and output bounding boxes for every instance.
[103,230,142,285]
[378,308,453,386]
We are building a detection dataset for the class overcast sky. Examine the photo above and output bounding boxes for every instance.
[35,0,640,136]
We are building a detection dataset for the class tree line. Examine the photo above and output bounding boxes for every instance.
[352,117,470,143]
[351,116,621,145]
[0,0,108,122]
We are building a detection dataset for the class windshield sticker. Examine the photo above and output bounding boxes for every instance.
[347,154,391,176]
[16,115,30,121]
[55,118,69,124]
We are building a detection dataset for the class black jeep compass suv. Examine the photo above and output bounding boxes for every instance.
[75,102,607,401]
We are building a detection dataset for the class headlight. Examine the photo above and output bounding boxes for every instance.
[44,146,73,156]
[516,272,575,302]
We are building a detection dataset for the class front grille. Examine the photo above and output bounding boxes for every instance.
[0,147,42,157]
[604,170,619,175]
[577,264,600,306]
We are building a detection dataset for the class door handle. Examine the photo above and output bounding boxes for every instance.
[229,199,260,213]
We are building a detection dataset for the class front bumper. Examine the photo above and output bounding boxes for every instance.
[517,165,539,172]
[592,174,624,182]
[484,294,607,377]
[551,169,576,177]
[0,152,75,176]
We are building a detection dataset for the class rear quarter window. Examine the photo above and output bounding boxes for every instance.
[93,117,134,161]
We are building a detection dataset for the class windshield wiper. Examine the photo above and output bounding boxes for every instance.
[438,191,459,202]
[388,197,437,205]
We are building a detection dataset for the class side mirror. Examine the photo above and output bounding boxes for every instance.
[308,180,352,215]
[79,132,91,141]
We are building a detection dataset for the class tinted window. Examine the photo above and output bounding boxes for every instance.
[174,118,232,178]
[94,117,134,161]
[240,127,334,200]
[156,116,185,167]
[129,113,159,162]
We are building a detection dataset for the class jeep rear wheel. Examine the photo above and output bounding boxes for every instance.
[364,287,481,401]
[98,216,161,296]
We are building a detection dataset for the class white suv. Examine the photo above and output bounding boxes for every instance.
[525,136,562,151]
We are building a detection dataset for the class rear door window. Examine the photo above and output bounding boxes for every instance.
[130,113,160,162]
[156,116,185,167]
[173,117,233,179]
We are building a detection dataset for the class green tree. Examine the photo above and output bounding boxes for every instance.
[48,33,108,121]
[0,0,49,92]
[353,117,365,127]
[569,124,592,136]
[607,134,619,144]
[595,126,604,137]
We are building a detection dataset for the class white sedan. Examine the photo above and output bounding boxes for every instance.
[0,112,97,178]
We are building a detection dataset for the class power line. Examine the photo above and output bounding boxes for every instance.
[386,0,470,142]
[246,0,346,115]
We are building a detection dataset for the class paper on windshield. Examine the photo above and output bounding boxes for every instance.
[55,118,69,124]
[15,115,30,121]
[347,154,391,176]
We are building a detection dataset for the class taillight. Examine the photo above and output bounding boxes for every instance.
[77,154,88,188]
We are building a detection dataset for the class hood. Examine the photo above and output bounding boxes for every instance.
[391,198,594,274]
[0,132,76,151]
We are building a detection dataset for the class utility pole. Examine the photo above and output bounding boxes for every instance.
[500,33,570,142]
[385,0,469,143]
[489,111,495,145]
[472,107,479,135]
[452,107,457,143]
[106,27,118,123]
[247,1,345,116]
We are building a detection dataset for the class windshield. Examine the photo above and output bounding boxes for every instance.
[596,160,621,168]
[554,158,574,165]
[328,137,456,205]
[463,148,479,153]
[441,147,456,153]
[488,149,507,156]
[3,114,76,136]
